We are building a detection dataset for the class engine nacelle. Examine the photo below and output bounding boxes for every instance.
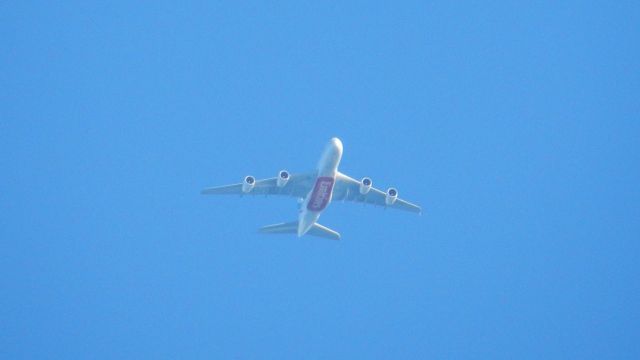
[385,187,398,205]
[242,175,256,193]
[277,170,290,187]
[359,177,372,194]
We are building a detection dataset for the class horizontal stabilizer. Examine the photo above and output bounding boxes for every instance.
[259,221,298,234]
[259,221,341,240]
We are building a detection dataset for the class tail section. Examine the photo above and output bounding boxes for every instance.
[259,221,298,235]
[259,221,341,240]
[308,223,341,240]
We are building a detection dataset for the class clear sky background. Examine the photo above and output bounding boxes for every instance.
[2,1,639,359]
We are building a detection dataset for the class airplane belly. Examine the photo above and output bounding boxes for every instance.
[297,208,320,237]
[306,176,335,212]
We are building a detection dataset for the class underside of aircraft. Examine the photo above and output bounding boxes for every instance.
[202,138,421,240]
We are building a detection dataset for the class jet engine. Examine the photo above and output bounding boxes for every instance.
[385,187,398,205]
[359,177,372,194]
[277,170,290,187]
[242,175,256,193]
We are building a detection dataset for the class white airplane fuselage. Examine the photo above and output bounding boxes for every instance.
[297,137,344,236]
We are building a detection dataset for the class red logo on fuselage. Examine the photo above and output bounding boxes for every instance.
[307,177,335,212]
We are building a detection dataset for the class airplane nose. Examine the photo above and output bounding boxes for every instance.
[331,137,343,151]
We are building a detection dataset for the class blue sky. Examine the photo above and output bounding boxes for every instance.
[2,1,639,358]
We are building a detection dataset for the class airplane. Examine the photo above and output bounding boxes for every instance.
[201,137,421,240]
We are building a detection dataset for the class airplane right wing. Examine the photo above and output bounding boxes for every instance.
[201,173,315,199]
[333,172,422,214]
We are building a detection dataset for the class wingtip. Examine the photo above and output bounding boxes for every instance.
[201,187,215,195]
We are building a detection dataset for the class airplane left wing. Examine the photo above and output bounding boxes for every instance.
[201,173,315,198]
[333,172,422,214]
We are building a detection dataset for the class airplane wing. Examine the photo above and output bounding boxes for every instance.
[201,173,315,198]
[333,172,422,214]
